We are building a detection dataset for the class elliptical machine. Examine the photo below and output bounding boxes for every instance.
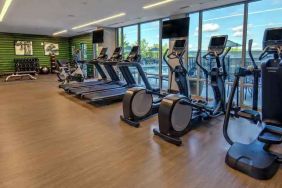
[223,28,282,180]
[120,40,189,128]
[153,35,231,146]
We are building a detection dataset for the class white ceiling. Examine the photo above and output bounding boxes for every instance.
[0,0,246,37]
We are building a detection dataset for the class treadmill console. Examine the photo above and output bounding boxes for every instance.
[127,46,140,62]
[97,48,108,59]
[263,27,282,52]
[111,47,122,59]
[173,40,187,56]
[208,35,228,56]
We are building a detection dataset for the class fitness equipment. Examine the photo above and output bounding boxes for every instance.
[67,46,137,97]
[153,35,231,146]
[50,54,56,73]
[120,39,189,128]
[81,46,142,103]
[40,66,50,74]
[5,58,39,82]
[59,47,111,90]
[223,28,282,180]
[56,59,85,84]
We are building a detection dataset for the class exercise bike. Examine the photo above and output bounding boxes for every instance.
[57,60,86,85]
[153,35,231,146]
[223,27,282,180]
[120,39,189,128]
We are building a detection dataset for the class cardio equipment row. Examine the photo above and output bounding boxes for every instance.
[59,45,159,104]
[59,27,282,181]
[121,35,232,146]
[120,28,282,180]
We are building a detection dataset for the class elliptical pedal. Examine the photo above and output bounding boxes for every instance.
[258,125,282,144]
[237,109,261,123]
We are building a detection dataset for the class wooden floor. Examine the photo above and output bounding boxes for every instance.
[0,75,281,188]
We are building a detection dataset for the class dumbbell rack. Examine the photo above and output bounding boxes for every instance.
[5,58,39,82]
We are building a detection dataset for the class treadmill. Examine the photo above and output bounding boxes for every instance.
[82,46,141,102]
[60,47,109,90]
[63,47,122,92]
[68,46,139,96]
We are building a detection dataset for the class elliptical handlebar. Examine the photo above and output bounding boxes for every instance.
[163,49,174,72]
[248,39,258,69]
[164,48,187,73]
[222,47,231,79]
[195,49,209,76]
[259,46,269,61]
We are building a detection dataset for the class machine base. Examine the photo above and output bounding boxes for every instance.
[226,141,279,180]
[153,128,182,146]
[120,116,140,128]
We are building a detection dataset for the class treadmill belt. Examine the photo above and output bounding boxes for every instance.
[69,84,122,95]
[63,80,108,91]
[83,87,128,102]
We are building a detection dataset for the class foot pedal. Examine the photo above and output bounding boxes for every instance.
[237,109,261,123]
[258,125,282,144]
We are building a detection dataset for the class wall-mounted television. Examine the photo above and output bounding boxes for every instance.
[93,30,104,44]
[162,17,189,39]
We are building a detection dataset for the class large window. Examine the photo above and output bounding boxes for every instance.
[188,12,200,95]
[115,1,282,108]
[140,21,160,88]
[123,25,138,57]
[244,0,282,106]
[201,4,244,99]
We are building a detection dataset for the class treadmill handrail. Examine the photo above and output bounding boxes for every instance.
[117,61,153,91]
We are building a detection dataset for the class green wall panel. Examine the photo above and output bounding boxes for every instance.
[0,33,70,73]
[0,32,94,73]
[70,33,93,61]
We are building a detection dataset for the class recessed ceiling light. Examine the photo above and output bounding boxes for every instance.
[0,0,13,22]
[72,13,126,30]
[53,30,68,36]
[143,0,174,9]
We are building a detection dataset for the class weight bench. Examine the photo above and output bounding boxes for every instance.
[5,71,37,82]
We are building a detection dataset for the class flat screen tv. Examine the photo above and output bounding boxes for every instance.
[93,30,104,44]
[162,17,189,39]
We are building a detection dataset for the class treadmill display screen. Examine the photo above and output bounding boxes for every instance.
[210,36,227,47]
[100,48,108,55]
[266,29,282,41]
[131,46,139,54]
[174,40,186,48]
[114,47,122,53]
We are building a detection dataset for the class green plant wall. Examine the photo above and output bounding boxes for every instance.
[0,33,71,73]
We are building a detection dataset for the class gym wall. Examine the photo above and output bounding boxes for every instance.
[69,33,93,61]
[0,33,70,73]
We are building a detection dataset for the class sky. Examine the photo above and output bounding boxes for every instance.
[122,0,282,55]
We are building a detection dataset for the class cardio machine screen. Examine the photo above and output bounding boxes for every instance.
[174,40,186,48]
[210,36,227,48]
[100,48,108,55]
[131,46,139,54]
[114,47,122,53]
[265,28,282,41]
